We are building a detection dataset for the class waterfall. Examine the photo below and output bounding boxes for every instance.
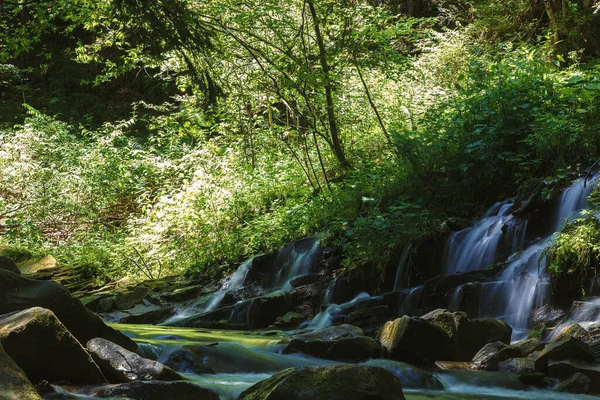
[203,258,254,313]
[274,238,321,291]
[477,174,600,340]
[443,201,527,275]
[393,241,413,292]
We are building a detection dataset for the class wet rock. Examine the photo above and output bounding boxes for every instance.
[282,336,381,362]
[0,256,20,275]
[471,341,507,371]
[114,286,152,310]
[434,361,471,371]
[0,343,41,400]
[239,365,405,400]
[96,380,219,400]
[289,274,324,288]
[498,338,544,359]
[0,307,106,384]
[95,296,117,313]
[292,324,364,341]
[534,336,594,372]
[19,255,57,275]
[0,270,136,351]
[547,360,600,392]
[530,304,567,328]
[120,305,176,325]
[328,264,379,305]
[87,338,184,383]
[271,312,306,330]
[164,348,215,375]
[518,372,548,387]
[555,372,591,394]
[498,356,535,374]
[158,285,209,303]
[376,316,449,364]
[422,309,512,361]
[552,323,590,342]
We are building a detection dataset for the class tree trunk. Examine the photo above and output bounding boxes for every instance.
[307,0,351,170]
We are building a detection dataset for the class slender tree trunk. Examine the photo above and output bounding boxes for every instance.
[307,0,351,170]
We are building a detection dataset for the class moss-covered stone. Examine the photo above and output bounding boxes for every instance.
[0,270,136,351]
[376,316,449,364]
[0,343,41,400]
[0,307,107,384]
[239,365,405,400]
[283,336,381,362]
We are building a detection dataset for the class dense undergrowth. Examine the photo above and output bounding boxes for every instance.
[1,0,600,282]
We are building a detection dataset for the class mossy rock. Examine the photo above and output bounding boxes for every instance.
[0,343,40,400]
[0,307,107,384]
[283,336,381,362]
[239,365,405,400]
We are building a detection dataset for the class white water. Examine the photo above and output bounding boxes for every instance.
[465,174,600,340]
[274,239,321,291]
[443,201,527,275]
[301,292,372,330]
[393,241,413,292]
[550,297,600,339]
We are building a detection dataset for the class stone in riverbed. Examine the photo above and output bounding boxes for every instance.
[87,337,184,383]
[0,307,107,385]
[119,305,176,325]
[239,365,405,400]
[0,270,136,351]
[282,336,381,362]
[164,347,216,375]
[0,256,20,275]
[534,336,594,372]
[471,341,507,371]
[96,380,219,400]
[422,309,512,361]
[547,359,600,392]
[291,324,364,341]
[554,372,591,394]
[552,323,590,342]
[0,343,41,400]
[376,316,449,364]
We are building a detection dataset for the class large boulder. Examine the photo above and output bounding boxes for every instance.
[552,324,590,342]
[239,365,405,400]
[471,341,507,371]
[96,380,219,400]
[534,336,594,372]
[87,338,184,383]
[0,256,20,275]
[422,309,512,361]
[0,307,106,384]
[282,336,381,362]
[0,270,136,351]
[0,343,41,400]
[163,348,215,375]
[555,372,591,394]
[376,316,449,364]
[547,360,600,392]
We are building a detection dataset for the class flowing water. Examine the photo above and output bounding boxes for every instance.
[393,241,413,292]
[58,323,596,400]
[445,174,600,340]
[163,239,321,325]
[442,201,527,276]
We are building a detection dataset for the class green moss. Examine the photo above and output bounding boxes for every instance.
[545,216,600,278]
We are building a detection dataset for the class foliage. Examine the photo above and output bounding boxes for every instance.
[545,216,600,279]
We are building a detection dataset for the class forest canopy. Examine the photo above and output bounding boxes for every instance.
[1,0,600,282]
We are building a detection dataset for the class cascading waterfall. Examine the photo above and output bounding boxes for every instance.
[443,201,527,275]
[393,241,413,292]
[274,238,321,291]
[471,174,600,340]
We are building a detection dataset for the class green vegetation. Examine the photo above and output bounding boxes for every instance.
[545,215,600,283]
[1,0,600,281]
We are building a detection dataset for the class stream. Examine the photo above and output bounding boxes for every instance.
[103,323,596,400]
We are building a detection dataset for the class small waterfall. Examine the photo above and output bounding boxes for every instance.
[555,174,598,231]
[443,201,527,275]
[300,292,372,330]
[477,174,600,340]
[448,285,463,312]
[274,239,320,290]
[203,258,254,313]
[550,298,600,339]
[393,241,413,292]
